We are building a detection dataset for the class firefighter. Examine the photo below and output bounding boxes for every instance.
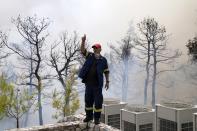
[79,34,109,125]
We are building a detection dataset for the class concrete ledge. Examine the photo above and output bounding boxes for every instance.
[5,114,120,131]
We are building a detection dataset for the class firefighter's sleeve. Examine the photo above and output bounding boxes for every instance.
[103,60,109,74]
[82,49,90,59]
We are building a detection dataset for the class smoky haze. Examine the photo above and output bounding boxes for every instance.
[0,0,196,53]
[0,0,197,130]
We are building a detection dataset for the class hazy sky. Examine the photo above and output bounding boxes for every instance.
[0,0,197,54]
[0,1,197,128]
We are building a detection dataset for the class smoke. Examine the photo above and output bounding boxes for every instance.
[0,0,197,130]
[104,53,144,104]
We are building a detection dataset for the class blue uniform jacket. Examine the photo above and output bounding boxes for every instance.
[78,52,109,88]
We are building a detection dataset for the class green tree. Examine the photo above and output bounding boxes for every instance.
[6,15,50,125]
[52,68,80,119]
[6,87,34,128]
[0,75,14,119]
[0,74,34,128]
[49,32,81,118]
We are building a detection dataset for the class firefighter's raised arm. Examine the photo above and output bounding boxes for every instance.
[81,34,86,55]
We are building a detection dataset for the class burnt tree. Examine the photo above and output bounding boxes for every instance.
[6,15,50,125]
[48,31,81,117]
[136,17,180,107]
[110,30,134,102]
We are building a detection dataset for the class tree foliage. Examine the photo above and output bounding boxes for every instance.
[52,68,80,119]
[0,75,14,119]
[5,15,50,125]
[6,87,34,128]
[0,74,34,128]
[49,31,81,118]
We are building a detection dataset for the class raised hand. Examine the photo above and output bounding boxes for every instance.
[81,34,86,54]
[82,34,86,43]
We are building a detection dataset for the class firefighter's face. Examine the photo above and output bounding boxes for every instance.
[93,47,101,54]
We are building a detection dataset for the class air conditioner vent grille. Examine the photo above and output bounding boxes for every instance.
[108,114,120,129]
[159,118,177,131]
[100,114,105,123]
[139,123,153,131]
[181,122,193,131]
[123,120,136,131]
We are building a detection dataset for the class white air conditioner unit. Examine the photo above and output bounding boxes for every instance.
[120,105,155,131]
[156,102,197,131]
[193,112,197,131]
[101,98,127,129]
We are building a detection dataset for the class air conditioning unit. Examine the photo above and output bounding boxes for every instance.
[101,98,127,129]
[193,112,197,131]
[156,102,197,131]
[120,105,155,131]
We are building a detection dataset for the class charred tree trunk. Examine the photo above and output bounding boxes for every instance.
[24,47,33,127]
[16,89,20,128]
[35,40,43,125]
[144,66,150,105]
[36,72,43,125]
[144,40,151,105]
[16,117,19,128]
[152,44,157,108]
[49,32,81,118]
